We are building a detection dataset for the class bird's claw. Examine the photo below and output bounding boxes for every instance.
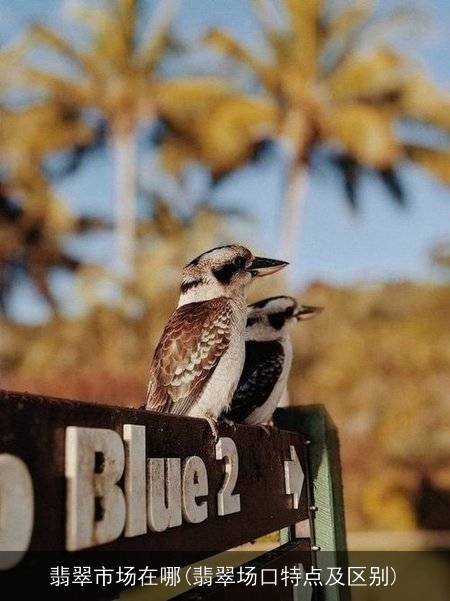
[205,417,219,441]
[259,423,273,436]
[219,417,237,430]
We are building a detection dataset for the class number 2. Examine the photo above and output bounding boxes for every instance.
[215,437,241,516]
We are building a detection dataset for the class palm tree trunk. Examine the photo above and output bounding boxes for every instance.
[279,156,309,279]
[111,125,137,279]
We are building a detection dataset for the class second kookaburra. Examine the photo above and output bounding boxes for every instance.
[145,245,288,432]
[225,296,323,426]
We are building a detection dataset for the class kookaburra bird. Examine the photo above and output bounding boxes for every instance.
[225,296,322,426]
[145,245,287,433]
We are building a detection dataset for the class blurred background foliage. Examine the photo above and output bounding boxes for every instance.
[0,0,449,544]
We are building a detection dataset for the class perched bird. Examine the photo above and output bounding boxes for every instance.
[225,296,322,426]
[145,245,288,434]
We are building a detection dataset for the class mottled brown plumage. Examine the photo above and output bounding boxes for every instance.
[144,245,288,426]
[146,297,232,414]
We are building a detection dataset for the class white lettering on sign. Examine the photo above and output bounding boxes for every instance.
[65,427,126,551]
[182,456,208,524]
[123,424,147,537]
[147,458,182,532]
[215,437,241,516]
[1,428,306,562]
[284,445,304,510]
[0,454,34,570]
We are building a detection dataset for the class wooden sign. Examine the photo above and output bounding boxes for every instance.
[0,390,310,569]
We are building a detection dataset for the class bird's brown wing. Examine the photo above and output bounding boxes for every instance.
[145,297,233,414]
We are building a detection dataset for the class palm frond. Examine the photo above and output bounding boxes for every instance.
[326,1,374,43]
[250,0,283,35]
[203,29,268,78]
[154,78,232,135]
[158,134,199,177]
[115,0,139,54]
[283,0,322,79]
[46,121,107,179]
[405,145,450,184]
[329,103,400,169]
[10,66,93,105]
[197,95,277,177]
[399,73,450,133]
[138,0,179,71]
[328,49,406,102]
[68,4,132,70]
[30,24,100,78]
[333,154,360,211]
[378,168,406,207]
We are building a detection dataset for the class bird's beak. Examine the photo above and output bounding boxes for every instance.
[248,257,289,277]
[294,305,323,321]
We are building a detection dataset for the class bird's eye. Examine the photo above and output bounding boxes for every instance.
[268,312,286,330]
[213,256,245,284]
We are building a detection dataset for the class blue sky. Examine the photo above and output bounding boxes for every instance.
[1,0,450,321]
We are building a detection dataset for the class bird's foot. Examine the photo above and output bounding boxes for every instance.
[219,416,237,430]
[204,417,219,441]
[258,423,273,436]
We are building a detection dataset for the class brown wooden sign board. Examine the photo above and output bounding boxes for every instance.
[0,390,309,568]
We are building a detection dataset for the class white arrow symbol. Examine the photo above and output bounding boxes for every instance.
[284,445,305,509]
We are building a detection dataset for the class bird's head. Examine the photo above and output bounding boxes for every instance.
[179,245,288,305]
[245,296,323,340]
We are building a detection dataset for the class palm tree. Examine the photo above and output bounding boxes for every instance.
[0,102,109,314]
[12,0,183,277]
[204,0,450,272]
[154,78,277,182]
[0,102,93,222]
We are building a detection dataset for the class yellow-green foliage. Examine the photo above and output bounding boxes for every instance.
[1,279,449,531]
[289,281,450,530]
